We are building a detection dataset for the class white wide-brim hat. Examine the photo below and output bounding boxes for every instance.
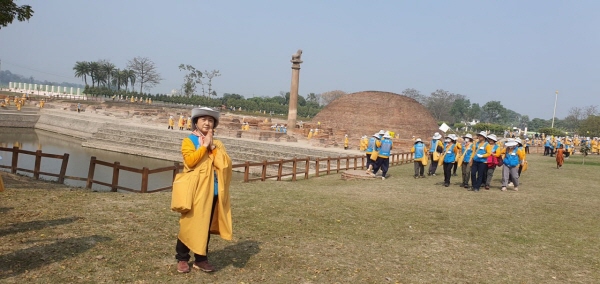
[487,134,498,141]
[463,133,473,139]
[446,134,458,141]
[505,141,518,147]
[383,134,392,139]
[477,131,487,138]
[515,138,523,145]
[415,138,422,143]
[191,107,220,130]
[433,132,442,139]
[378,130,386,135]
[372,133,380,138]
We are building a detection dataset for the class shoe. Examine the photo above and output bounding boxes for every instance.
[432,173,436,176]
[514,187,518,191]
[193,260,215,272]
[420,175,425,178]
[381,177,386,180]
[177,261,190,273]
[427,173,431,176]
[444,183,449,187]
[452,173,457,176]
[485,186,490,190]
[473,189,480,192]
[508,182,514,187]
[464,184,469,188]
[414,175,418,179]
[501,187,507,191]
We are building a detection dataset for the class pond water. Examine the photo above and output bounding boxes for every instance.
[0,128,241,192]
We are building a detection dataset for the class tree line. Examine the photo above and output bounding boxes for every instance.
[73,57,162,94]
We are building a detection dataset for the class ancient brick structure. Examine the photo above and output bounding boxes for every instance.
[312,91,439,140]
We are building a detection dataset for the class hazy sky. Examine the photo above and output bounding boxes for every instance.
[1,0,599,119]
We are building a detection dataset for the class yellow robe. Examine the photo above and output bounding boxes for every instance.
[592,140,599,154]
[187,119,192,130]
[179,138,232,255]
[169,118,175,127]
[178,117,185,128]
[344,137,349,148]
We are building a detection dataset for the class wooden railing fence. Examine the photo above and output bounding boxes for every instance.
[1,146,415,193]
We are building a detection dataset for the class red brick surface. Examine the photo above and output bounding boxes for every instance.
[312,91,439,141]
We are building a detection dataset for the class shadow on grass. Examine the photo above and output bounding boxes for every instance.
[0,207,13,214]
[211,240,260,270]
[0,235,111,279]
[0,217,81,238]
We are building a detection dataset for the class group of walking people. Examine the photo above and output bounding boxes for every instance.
[411,131,527,192]
[364,130,394,180]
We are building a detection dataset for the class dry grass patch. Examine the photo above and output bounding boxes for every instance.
[1,154,599,283]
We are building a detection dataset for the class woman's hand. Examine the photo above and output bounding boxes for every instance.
[202,129,213,148]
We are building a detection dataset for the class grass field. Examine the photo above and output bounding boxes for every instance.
[1,153,599,283]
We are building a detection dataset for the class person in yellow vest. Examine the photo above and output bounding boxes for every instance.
[130,96,135,103]
[314,128,319,135]
[14,96,18,104]
[592,138,599,155]
[307,129,314,140]
[411,138,428,179]
[373,132,393,179]
[175,107,232,273]
[16,99,22,111]
[441,134,462,187]
[168,115,175,130]
[39,99,45,108]
[148,98,152,104]
[344,134,349,150]
[4,97,9,106]
[178,115,185,130]
[187,117,192,131]
[0,99,5,108]
[366,133,383,175]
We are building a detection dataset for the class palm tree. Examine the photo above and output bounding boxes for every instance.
[89,61,101,88]
[101,62,116,89]
[111,69,128,91]
[126,69,136,93]
[73,61,90,86]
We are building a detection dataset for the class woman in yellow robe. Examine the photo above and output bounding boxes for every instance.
[168,116,175,130]
[176,107,232,273]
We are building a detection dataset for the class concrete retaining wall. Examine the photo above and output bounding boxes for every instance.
[0,112,40,128]
[35,110,106,140]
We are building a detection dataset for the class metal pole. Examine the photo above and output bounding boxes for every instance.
[551,90,558,128]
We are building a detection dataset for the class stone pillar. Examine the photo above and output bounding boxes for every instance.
[287,49,303,129]
[51,86,55,93]
[70,87,73,95]
[77,88,80,95]
[34,84,37,91]
[9,82,12,89]
[29,84,33,90]
[45,85,49,92]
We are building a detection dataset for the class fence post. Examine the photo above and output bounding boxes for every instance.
[336,157,340,173]
[58,153,69,184]
[346,156,350,170]
[315,158,320,177]
[326,157,331,175]
[292,157,297,181]
[141,167,149,193]
[33,150,42,179]
[261,160,267,181]
[361,155,365,169]
[86,156,96,189]
[244,161,250,182]
[277,159,283,181]
[354,156,357,170]
[111,162,120,192]
[304,157,310,180]
[11,146,19,174]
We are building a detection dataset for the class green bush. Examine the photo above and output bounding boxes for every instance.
[537,127,566,137]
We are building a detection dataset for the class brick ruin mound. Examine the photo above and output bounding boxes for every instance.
[311,91,439,141]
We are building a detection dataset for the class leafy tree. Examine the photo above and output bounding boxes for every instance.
[306,93,320,104]
[99,60,115,89]
[449,97,471,123]
[529,118,550,131]
[481,101,507,124]
[178,64,203,97]
[424,89,464,122]
[0,0,33,29]
[467,103,481,122]
[127,57,162,94]
[401,88,425,104]
[89,61,100,88]
[204,70,221,97]
[320,90,347,105]
[519,115,530,130]
[579,115,600,137]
